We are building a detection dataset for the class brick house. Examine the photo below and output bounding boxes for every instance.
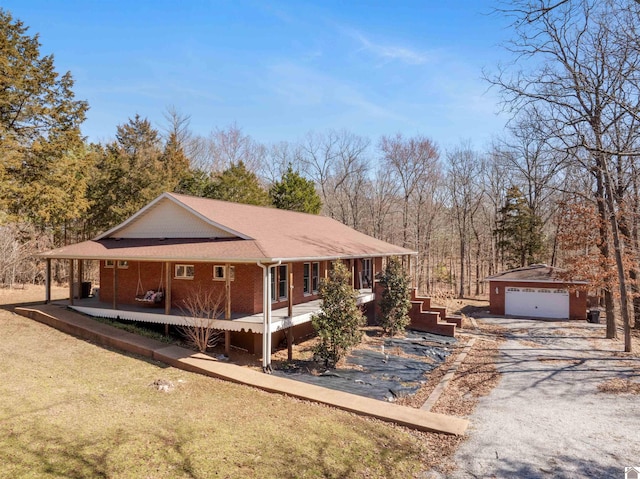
[486,264,588,320]
[40,192,452,370]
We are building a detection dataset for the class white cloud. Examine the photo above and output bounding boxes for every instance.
[265,61,407,123]
[345,28,432,66]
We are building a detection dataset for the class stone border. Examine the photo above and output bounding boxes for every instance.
[421,337,477,411]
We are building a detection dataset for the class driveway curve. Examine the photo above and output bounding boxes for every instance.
[449,316,640,479]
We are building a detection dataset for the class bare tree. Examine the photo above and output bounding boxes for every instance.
[301,130,370,228]
[261,141,304,184]
[190,124,267,175]
[379,133,439,249]
[489,0,640,349]
[179,286,224,353]
[446,144,485,298]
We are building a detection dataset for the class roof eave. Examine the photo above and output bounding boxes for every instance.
[36,250,417,263]
[485,278,589,284]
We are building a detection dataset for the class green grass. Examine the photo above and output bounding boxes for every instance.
[0,309,436,478]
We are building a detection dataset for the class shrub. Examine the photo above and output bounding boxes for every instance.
[312,261,365,367]
[378,257,412,336]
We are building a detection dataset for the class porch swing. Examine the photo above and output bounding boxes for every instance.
[135,262,165,305]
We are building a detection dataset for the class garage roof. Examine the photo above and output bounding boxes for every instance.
[485,264,588,284]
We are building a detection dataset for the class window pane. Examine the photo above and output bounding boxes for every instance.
[270,266,276,301]
[214,266,224,279]
[303,263,310,293]
[312,262,319,292]
[278,265,287,299]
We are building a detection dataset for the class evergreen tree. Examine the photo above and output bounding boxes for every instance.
[205,161,270,206]
[311,261,365,367]
[86,116,166,233]
[378,257,412,336]
[175,168,216,197]
[160,131,191,191]
[495,186,545,268]
[269,165,322,214]
[0,9,89,236]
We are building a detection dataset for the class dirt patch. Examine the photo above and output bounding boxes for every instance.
[598,378,640,395]
[536,357,583,365]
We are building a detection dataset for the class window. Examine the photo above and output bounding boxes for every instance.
[278,265,288,300]
[117,260,129,269]
[105,260,115,268]
[312,262,320,293]
[270,266,276,301]
[175,264,195,279]
[213,265,235,281]
[360,258,372,289]
[303,263,311,294]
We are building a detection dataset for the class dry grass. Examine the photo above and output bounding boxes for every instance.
[598,378,640,395]
[536,357,583,365]
[1,286,507,478]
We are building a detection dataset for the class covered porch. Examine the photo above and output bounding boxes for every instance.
[54,288,376,370]
[56,290,375,335]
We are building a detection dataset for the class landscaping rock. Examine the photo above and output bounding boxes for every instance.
[150,378,174,392]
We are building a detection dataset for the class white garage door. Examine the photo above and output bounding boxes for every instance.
[505,287,569,319]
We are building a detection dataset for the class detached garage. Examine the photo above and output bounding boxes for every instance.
[487,264,587,320]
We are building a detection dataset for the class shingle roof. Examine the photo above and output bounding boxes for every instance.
[485,264,587,284]
[39,193,415,262]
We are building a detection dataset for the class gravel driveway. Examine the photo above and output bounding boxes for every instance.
[448,316,640,479]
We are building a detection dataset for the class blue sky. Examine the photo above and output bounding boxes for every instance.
[4,0,513,151]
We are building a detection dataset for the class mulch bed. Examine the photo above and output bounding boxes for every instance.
[271,328,459,402]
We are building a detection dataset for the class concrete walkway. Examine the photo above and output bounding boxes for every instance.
[448,316,640,478]
[15,303,468,436]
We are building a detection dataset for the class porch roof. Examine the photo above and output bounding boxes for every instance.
[39,192,416,262]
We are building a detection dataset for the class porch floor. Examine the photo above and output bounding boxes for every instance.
[55,290,374,334]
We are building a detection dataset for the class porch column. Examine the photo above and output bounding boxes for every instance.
[287,267,293,318]
[261,264,274,372]
[112,264,118,310]
[372,258,377,322]
[407,255,412,289]
[78,260,84,296]
[287,268,294,361]
[68,259,74,306]
[45,258,51,304]
[224,263,231,356]
[350,259,355,289]
[164,262,172,315]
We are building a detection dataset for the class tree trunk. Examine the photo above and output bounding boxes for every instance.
[595,170,617,339]
[600,154,632,352]
[459,238,465,299]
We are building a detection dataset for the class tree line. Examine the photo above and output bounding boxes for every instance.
[1,3,639,345]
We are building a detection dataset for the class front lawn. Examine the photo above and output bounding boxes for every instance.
[0,288,454,478]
